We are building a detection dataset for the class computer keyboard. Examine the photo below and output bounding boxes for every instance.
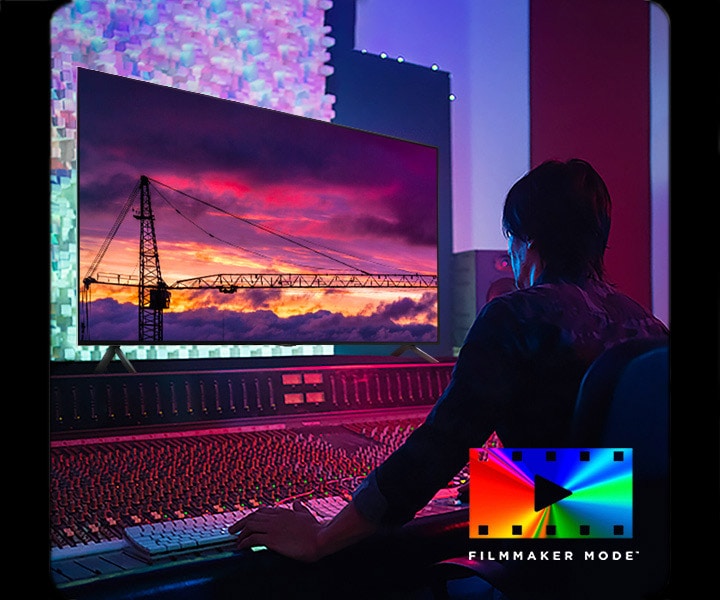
[122,485,468,562]
[123,495,349,561]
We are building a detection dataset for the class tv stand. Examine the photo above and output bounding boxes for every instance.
[390,344,439,364]
[95,345,137,373]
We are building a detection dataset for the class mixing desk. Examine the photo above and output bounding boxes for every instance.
[49,359,473,600]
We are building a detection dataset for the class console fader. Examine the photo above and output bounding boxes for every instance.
[49,360,470,600]
[50,361,455,435]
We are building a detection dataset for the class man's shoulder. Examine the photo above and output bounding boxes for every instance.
[479,279,629,322]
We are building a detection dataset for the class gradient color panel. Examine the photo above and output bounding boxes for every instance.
[469,447,632,539]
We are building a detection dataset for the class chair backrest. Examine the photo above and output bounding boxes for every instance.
[570,337,669,474]
[570,336,670,598]
[429,337,671,600]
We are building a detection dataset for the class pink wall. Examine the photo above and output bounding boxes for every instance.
[530,0,651,309]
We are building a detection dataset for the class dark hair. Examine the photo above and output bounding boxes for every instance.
[501,158,611,281]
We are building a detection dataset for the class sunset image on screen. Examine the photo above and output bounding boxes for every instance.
[77,69,438,345]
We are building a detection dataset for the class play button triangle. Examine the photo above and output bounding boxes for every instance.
[534,474,572,511]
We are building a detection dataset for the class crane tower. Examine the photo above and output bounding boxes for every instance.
[135,175,170,341]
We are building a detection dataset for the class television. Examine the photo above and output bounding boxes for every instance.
[78,68,439,347]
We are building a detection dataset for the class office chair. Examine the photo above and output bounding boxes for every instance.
[426,336,670,600]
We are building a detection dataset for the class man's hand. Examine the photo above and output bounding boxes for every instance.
[229,501,324,562]
[229,498,379,563]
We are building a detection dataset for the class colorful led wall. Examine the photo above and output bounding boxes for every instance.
[50,0,337,362]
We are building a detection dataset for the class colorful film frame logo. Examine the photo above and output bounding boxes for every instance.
[469,447,633,539]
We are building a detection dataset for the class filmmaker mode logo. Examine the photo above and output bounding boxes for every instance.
[469,447,632,539]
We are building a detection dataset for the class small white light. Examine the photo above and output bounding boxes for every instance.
[397,56,404,63]
[431,64,439,71]
[380,52,388,59]
[449,93,456,101]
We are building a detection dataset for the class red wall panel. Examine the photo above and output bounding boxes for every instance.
[530,0,651,309]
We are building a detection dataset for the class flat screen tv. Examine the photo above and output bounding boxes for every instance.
[77,68,439,346]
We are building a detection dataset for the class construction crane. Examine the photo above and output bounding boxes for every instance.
[80,176,437,343]
[135,175,171,341]
[81,176,169,342]
[80,179,141,342]
[171,272,437,292]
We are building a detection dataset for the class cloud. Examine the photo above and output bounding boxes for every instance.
[85,295,438,344]
[81,298,138,342]
[378,292,437,321]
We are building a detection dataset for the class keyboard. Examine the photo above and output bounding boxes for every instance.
[123,495,349,560]
[123,490,464,562]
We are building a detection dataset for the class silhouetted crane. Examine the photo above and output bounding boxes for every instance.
[80,176,436,343]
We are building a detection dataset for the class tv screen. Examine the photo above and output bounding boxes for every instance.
[78,68,439,346]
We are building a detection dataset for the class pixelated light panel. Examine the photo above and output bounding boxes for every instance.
[49,0,336,361]
[469,447,632,539]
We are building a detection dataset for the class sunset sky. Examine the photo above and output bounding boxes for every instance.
[77,68,439,344]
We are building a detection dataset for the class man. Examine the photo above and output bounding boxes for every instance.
[229,158,669,565]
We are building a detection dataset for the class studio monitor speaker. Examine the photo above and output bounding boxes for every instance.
[451,250,515,350]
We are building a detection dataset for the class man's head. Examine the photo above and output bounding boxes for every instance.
[502,158,611,288]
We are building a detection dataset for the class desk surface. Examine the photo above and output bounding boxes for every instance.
[50,508,469,600]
